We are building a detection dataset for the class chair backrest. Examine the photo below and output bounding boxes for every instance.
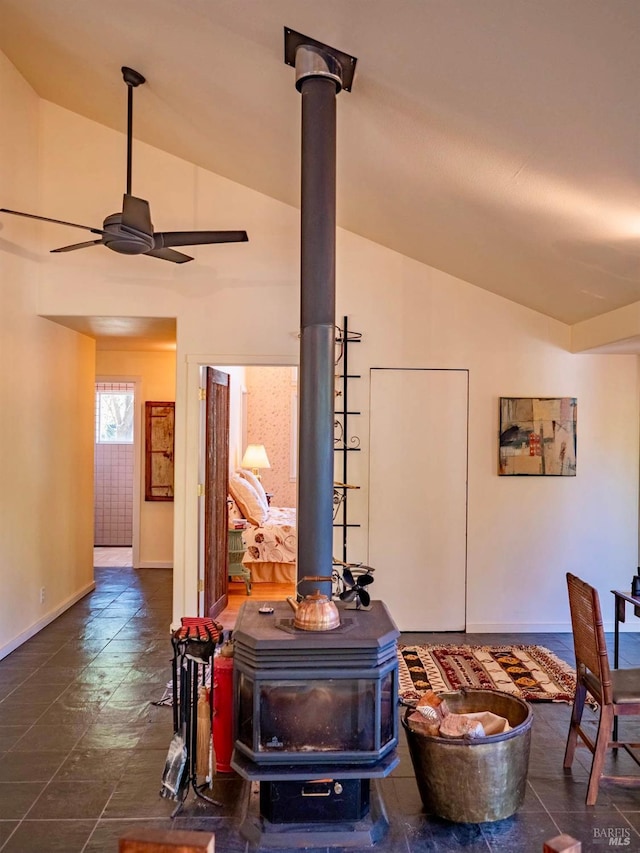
[566,573,613,705]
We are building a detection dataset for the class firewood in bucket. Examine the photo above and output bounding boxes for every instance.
[416,690,449,721]
[406,690,449,736]
[407,690,511,739]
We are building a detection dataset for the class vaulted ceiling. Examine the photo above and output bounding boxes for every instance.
[1,0,639,341]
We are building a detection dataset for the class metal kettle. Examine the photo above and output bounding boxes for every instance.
[286,576,340,631]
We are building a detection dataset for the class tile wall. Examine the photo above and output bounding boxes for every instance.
[94,382,134,546]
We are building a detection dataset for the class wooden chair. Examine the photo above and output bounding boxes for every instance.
[564,572,640,804]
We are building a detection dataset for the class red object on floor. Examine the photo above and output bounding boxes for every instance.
[213,650,234,773]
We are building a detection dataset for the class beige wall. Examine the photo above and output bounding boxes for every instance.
[0,56,95,659]
[245,366,296,507]
[335,246,639,630]
[96,350,176,568]
[2,54,639,638]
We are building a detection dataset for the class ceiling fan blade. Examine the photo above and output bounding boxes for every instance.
[51,239,103,253]
[145,247,193,264]
[121,194,153,235]
[155,230,248,248]
[0,208,106,236]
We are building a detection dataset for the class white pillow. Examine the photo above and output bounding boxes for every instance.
[229,473,269,526]
[238,468,269,514]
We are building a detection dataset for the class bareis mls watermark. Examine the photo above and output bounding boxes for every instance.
[593,826,632,846]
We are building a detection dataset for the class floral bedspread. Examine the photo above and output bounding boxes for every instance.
[241,506,297,565]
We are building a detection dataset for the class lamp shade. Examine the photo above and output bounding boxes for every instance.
[241,444,271,472]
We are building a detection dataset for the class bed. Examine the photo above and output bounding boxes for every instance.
[240,505,297,583]
[228,470,297,584]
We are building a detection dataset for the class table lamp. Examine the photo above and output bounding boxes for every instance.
[241,444,271,480]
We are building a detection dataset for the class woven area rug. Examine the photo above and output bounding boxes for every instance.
[398,644,578,705]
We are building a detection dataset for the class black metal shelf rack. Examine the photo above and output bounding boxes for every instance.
[334,316,362,565]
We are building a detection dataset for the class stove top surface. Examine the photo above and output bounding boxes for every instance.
[233,599,399,651]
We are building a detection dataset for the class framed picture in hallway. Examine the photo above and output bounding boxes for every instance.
[145,401,175,500]
[499,397,577,476]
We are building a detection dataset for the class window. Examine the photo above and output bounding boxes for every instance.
[96,388,134,443]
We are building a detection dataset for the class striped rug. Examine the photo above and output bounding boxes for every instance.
[398,644,578,706]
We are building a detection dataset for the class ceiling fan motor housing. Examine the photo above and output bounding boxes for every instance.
[102,212,155,255]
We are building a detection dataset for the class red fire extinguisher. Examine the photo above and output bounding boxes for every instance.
[213,638,234,773]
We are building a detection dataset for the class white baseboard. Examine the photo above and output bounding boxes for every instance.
[0,580,96,662]
[137,561,173,569]
[465,621,640,633]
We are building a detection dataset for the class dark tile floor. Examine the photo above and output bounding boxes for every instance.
[0,568,639,852]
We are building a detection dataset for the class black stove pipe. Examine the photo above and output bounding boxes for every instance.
[295,48,343,599]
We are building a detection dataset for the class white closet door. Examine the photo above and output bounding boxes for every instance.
[369,369,468,631]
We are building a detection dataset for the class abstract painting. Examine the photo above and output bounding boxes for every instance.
[499,397,577,476]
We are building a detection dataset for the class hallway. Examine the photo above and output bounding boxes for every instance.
[0,567,639,851]
[93,548,132,569]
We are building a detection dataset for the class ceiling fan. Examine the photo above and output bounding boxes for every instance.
[0,66,248,263]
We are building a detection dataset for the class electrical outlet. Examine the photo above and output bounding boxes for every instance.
[39,586,45,604]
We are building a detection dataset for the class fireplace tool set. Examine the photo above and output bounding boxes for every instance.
[160,617,223,815]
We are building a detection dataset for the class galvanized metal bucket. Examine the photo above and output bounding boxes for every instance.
[402,688,533,823]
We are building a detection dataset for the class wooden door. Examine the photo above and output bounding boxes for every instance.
[368,368,468,631]
[204,367,230,618]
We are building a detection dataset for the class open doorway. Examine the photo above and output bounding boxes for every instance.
[200,364,298,618]
[93,379,140,569]
[40,315,177,573]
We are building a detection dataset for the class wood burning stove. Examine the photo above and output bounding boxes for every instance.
[232,600,399,773]
[231,600,399,841]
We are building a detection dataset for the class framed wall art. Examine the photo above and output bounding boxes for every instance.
[499,397,577,476]
[145,401,175,500]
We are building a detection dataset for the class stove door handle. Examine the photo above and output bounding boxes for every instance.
[302,783,332,798]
